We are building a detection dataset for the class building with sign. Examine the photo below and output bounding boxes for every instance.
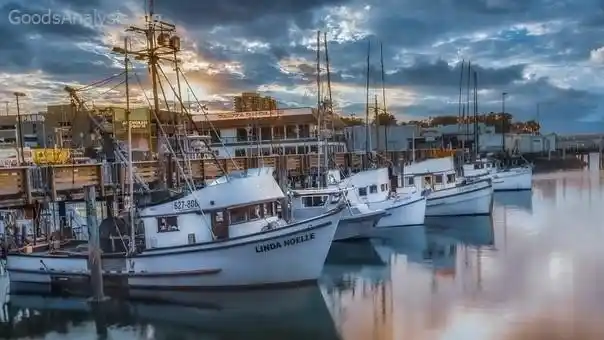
[233,92,277,112]
[186,107,348,158]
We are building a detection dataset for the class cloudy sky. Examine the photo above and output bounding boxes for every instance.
[1,0,604,133]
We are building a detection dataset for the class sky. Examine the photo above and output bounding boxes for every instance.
[1,0,604,133]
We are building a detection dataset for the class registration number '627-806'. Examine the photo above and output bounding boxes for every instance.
[173,199,200,211]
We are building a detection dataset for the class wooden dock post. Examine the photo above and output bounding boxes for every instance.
[84,185,104,301]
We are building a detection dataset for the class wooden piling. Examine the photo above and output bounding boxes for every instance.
[84,185,104,301]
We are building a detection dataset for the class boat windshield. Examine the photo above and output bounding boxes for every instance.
[209,167,275,185]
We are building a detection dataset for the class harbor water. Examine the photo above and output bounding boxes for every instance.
[1,170,603,339]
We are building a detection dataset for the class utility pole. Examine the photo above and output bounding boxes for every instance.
[13,92,25,165]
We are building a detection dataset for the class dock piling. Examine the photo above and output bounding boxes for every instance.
[84,185,104,301]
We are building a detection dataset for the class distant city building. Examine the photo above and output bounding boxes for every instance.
[233,92,277,112]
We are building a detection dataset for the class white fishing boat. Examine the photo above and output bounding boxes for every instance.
[6,171,345,289]
[290,186,387,241]
[401,157,493,217]
[5,12,345,289]
[340,168,427,227]
[462,158,532,191]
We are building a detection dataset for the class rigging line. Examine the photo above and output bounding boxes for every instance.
[76,71,126,92]
[168,66,237,169]
[96,80,126,98]
[160,65,237,173]
[132,70,216,239]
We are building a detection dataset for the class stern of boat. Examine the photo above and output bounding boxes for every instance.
[426,179,493,217]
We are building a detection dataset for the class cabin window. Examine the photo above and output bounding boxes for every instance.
[303,195,327,207]
[297,146,306,154]
[229,207,248,224]
[330,193,341,204]
[235,149,246,157]
[369,185,378,194]
[263,202,274,217]
[435,175,443,184]
[214,211,224,223]
[249,205,261,220]
[380,184,387,192]
[285,146,296,154]
[358,187,367,196]
[407,177,414,185]
[473,164,480,170]
[447,174,455,183]
[157,216,179,233]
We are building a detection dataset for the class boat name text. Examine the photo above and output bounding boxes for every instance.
[255,233,315,253]
[173,199,200,211]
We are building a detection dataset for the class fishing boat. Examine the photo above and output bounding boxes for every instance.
[462,158,532,191]
[4,10,345,289]
[341,167,427,227]
[401,157,493,217]
[290,184,387,241]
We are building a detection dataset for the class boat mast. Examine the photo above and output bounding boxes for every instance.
[315,30,322,186]
[365,40,371,156]
[473,70,479,160]
[458,60,465,151]
[124,37,135,254]
[323,32,333,171]
[380,42,387,152]
[465,61,471,158]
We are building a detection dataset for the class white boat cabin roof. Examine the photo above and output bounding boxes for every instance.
[404,157,455,176]
[292,187,343,196]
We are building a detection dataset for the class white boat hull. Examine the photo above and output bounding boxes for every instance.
[490,169,532,191]
[426,179,493,217]
[335,210,386,241]
[368,196,426,227]
[6,210,342,289]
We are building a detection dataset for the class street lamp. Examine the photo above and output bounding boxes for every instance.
[501,92,507,153]
[14,92,25,165]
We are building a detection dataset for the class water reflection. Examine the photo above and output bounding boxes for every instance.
[493,191,533,212]
[3,172,604,339]
[3,282,339,339]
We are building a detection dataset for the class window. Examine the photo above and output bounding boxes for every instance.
[235,149,246,157]
[214,211,224,223]
[369,185,378,193]
[157,216,179,233]
[407,177,414,185]
[447,174,455,183]
[358,187,367,196]
[249,205,261,220]
[473,164,480,170]
[263,202,274,216]
[435,175,443,184]
[297,146,306,154]
[303,196,327,207]
[380,184,387,192]
[229,207,248,224]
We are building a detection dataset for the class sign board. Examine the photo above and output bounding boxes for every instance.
[216,110,283,120]
[121,120,148,129]
[22,114,45,122]
[32,149,71,165]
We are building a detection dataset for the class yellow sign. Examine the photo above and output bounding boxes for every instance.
[217,110,283,120]
[121,120,148,129]
[32,149,71,165]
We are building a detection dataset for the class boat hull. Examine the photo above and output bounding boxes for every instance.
[335,210,385,241]
[426,179,493,217]
[491,169,532,191]
[369,196,426,227]
[6,210,342,289]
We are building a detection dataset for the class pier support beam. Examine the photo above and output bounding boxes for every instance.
[85,185,104,301]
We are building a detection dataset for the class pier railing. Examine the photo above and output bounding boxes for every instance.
[0,150,461,207]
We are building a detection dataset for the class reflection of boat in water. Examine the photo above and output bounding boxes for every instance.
[425,216,495,247]
[369,226,428,265]
[321,241,389,292]
[3,283,340,339]
[493,191,533,212]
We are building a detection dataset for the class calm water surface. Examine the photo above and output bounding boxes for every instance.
[1,170,604,339]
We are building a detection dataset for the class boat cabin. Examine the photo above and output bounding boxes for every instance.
[342,168,393,204]
[138,171,286,248]
[462,158,499,177]
[402,157,458,192]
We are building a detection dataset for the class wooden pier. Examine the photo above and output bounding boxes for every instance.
[0,150,460,209]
